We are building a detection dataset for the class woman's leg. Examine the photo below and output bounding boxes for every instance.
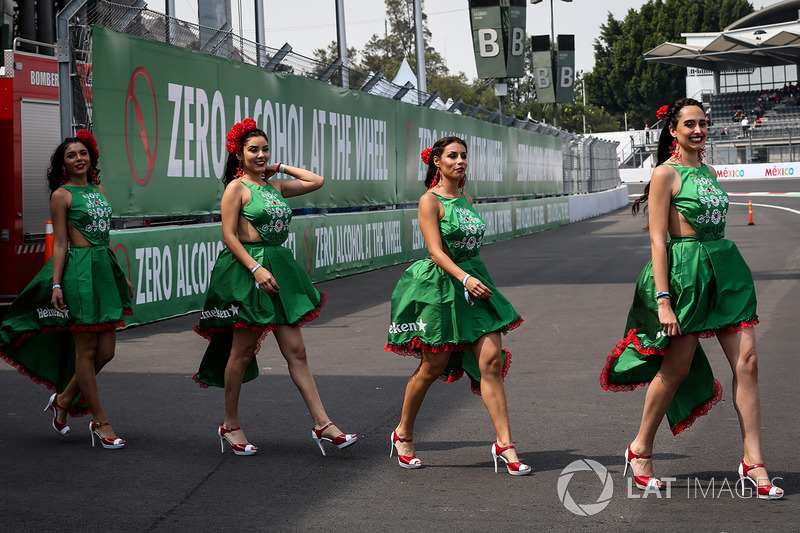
[717,327,781,493]
[272,325,350,440]
[629,334,698,477]
[394,350,450,457]
[471,332,521,463]
[221,328,260,446]
[56,329,117,425]
[70,329,121,440]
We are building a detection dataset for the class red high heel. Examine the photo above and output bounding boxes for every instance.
[492,442,532,476]
[738,460,783,500]
[390,429,422,469]
[43,393,70,436]
[218,424,257,456]
[89,421,125,449]
[311,422,357,456]
[623,445,663,490]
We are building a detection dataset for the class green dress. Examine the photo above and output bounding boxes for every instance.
[193,180,325,388]
[385,193,523,394]
[0,185,132,415]
[600,164,758,434]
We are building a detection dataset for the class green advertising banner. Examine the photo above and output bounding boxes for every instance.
[531,35,555,104]
[468,1,527,79]
[93,25,397,215]
[93,26,561,219]
[556,35,576,103]
[397,106,563,203]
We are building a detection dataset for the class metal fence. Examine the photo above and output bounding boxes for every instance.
[58,0,620,196]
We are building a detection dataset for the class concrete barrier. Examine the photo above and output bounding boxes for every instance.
[569,185,629,222]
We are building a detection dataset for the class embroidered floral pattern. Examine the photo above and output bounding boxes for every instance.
[449,206,486,261]
[77,189,112,242]
[690,170,728,240]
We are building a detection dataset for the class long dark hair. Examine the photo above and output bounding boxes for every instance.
[631,98,704,216]
[423,136,467,189]
[223,128,269,185]
[46,137,101,192]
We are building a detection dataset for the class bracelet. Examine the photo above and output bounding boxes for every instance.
[278,162,285,174]
[461,274,471,286]
[656,292,671,300]
[52,284,61,290]
[250,263,262,274]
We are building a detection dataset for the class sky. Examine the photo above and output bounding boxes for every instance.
[147,0,779,80]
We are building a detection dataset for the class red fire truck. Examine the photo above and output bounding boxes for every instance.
[0,48,61,297]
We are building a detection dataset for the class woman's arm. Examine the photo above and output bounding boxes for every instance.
[98,185,135,299]
[268,163,324,198]
[648,165,681,336]
[419,193,493,300]
[220,181,280,293]
[49,189,71,311]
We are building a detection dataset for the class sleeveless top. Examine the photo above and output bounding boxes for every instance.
[61,185,112,246]
[667,163,729,241]
[433,193,487,262]
[239,180,292,246]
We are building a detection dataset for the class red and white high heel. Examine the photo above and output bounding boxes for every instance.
[492,442,532,476]
[218,424,257,456]
[390,429,422,469]
[623,445,663,490]
[738,460,784,500]
[311,422,357,456]
[43,393,70,436]
[89,421,125,449]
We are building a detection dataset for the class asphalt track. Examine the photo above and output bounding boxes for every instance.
[2,179,798,532]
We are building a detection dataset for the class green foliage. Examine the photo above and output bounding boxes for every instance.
[585,0,753,130]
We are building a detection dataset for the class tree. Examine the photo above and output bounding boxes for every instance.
[584,0,754,130]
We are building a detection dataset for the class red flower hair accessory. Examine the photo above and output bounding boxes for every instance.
[76,129,99,158]
[226,118,258,154]
[420,148,432,165]
[656,105,670,121]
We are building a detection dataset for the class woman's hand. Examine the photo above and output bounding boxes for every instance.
[126,279,135,299]
[254,267,280,293]
[263,163,281,179]
[657,300,681,337]
[51,287,66,312]
[465,275,493,300]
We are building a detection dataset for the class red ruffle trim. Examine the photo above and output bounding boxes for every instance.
[599,329,667,392]
[291,293,327,328]
[693,317,759,339]
[192,373,210,389]
[384,316,523,357]
[669,378,723,435]
[0,350,58,391]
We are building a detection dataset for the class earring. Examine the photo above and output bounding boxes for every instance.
[60,168,68,185]
[670,139,682,163]
[428,168,440,189]
[458,177,465,190]
[235,160,243,179]
[698,146,706,161]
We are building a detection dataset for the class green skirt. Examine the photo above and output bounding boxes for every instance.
[385,256,522,395]
[193,243,325,388]
[600,237,758,434]
[0,246,133,415]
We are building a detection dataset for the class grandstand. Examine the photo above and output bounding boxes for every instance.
[618,0,800,168]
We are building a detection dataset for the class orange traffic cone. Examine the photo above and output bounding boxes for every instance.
[45,221,54,260]
[747,200,754,226]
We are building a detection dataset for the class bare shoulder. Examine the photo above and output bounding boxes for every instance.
[704,163,717,176]
[463,192,474,205]
[96,184,106,194]
[650,164,680,192]
[50,187,71,205]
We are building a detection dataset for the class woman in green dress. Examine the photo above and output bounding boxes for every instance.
[193,119,355,456]
[386,136,528,475]
[0,130,133,449]
[600,99,782,499]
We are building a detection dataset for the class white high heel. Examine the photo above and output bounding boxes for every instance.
[43,393,70,436]
[89,421,125,449]
[390,429,422,469]
[738,461,783,500]
[623,445,663,490]
[218,424,257,456]
[311,422,357,456]
[491,442,532,476]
